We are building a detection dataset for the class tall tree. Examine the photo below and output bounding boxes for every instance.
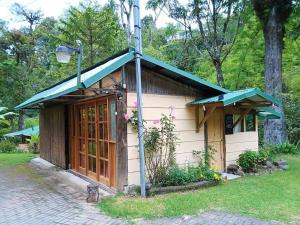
[119,0,133,47]
[8,4,43,130]
[252,0,294,144]
[58,1,125,67]
[148,0,245,87]
[11,3,43,34]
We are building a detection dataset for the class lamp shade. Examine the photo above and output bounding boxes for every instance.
[55,45,73,63]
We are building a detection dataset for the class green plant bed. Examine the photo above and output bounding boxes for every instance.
[99,155,300,223]
[0,153,36,167]
[148,180,218,195]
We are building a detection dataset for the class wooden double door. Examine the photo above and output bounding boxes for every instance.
[71,97,116,187]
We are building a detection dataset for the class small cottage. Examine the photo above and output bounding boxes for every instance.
[16,48,280,191]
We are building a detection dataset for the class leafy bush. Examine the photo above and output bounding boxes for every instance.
[161,165,222,187]
[26,134,40,153]
[193,145,217,168]
[162,166,194,186]
[0,140,17,153]
[237,151,258,172]
[257,149,270,164]
[266,143,300,155]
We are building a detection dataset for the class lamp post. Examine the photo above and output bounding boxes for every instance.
[55,40,83,88]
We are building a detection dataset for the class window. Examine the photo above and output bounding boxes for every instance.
[225,114,234,135]
[225,113,256,135]
[245,113,256,132]
[233,114,243,133]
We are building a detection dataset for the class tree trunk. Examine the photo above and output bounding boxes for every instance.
[18,109,25,130]
[213,59,225,87]
[263,7,287,144]
[126,13,131,47]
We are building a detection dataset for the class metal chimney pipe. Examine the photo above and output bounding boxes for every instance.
[133,0,146,197]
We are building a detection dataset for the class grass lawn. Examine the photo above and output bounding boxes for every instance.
[99,155,300,223]
[0,153,36,167]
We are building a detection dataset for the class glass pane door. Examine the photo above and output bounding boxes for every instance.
[87,105,97,176]
[98,101,109,183]
[78,107,86,170]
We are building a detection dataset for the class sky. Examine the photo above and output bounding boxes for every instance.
[0,0,176,29]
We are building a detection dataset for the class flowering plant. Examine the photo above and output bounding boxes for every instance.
[126,103,179,185]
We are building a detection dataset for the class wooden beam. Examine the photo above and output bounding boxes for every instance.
[63,95,87,97]
[195,105,200,133]
[198,106,217,129]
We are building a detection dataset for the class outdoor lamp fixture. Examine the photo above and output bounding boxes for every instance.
[55,40,83,88]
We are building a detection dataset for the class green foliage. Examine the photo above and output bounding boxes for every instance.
[265,143,300,155]
[161,165,221,187]
[162,166,195,186]
[237,150,258,172]
[257,149,270,164]
[0,139,17,153]
[58,1,126,67]
[192,145,217,168]
[26,134,40,153]
[144,114,178,185]
[284,93,300,145]
[129,109,178,185]
[25,117,39,128]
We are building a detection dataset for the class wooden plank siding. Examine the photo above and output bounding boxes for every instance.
[126,63,203,97]
[40,105,66,169]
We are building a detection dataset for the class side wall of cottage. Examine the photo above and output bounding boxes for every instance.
[126,93,205,185]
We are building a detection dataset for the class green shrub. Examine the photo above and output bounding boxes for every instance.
[257,149,270,164]
[161,165,222,187]
[162,166,194,186]
[266,143,300,155]
[237,151,258,172]
[0,140,17,153]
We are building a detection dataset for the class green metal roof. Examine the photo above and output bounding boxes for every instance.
[189,88,281,106]
[4,126,39,138]
[15,51,135,109]
[16,49,229,110]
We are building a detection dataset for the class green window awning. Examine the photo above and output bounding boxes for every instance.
[257,107,281,119]
[188,88,281,119]
[189,88,281,106]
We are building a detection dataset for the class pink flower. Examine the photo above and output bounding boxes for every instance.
[153,119,160,125]
[133,101,138,108]
[124,113,129,121]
